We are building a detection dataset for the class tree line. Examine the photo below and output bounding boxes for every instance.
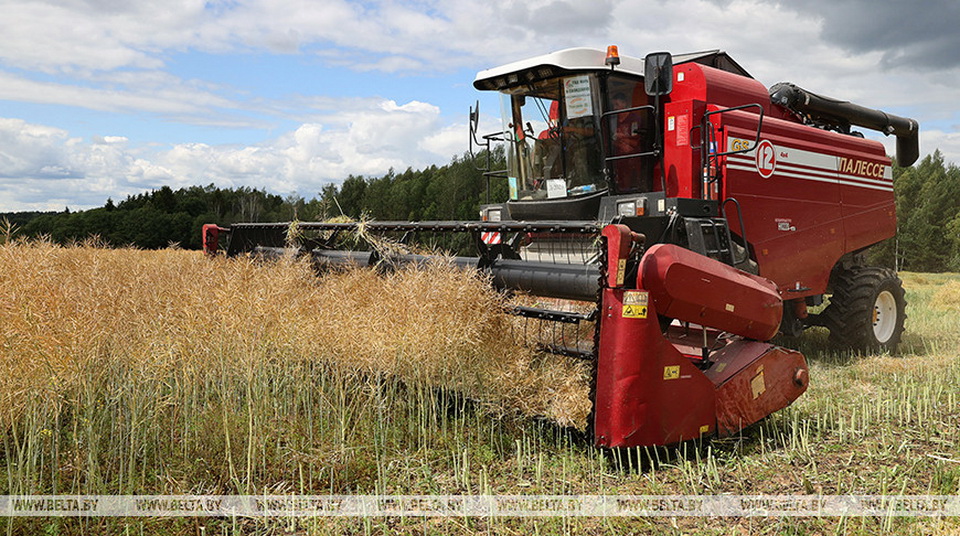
[5,150,506,250]
[866,150,960,272]
[4,148,960,273]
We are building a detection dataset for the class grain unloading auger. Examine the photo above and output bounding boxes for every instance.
[203,46,918,448]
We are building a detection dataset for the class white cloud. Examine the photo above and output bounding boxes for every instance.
[918,130,960,166]
[0,0,609,76]
[0,1,201,73]
[2,0,957,92]
[3,0,955,136]
[420,122,468,163]
[0,118,76,178]
[0,95,468,210]
[0,71,246,121]
[0,0,958,212]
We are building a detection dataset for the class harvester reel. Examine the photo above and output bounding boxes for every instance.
[822,267,907,353]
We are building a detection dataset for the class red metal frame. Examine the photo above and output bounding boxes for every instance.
[592,224,808,448]
[202,224,229,256]
[660,62,896,298]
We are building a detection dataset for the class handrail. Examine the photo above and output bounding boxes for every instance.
[721,197,749,266]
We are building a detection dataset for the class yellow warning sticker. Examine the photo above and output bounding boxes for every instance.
[751,370,766,399]
[616,259,626,286]
[622,291,649,318]
[699,424,710,434]
[663,365,680,380]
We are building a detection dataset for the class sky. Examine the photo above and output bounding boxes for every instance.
[1,0,958,212]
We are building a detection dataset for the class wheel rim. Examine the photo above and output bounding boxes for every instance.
[873,290,897,343]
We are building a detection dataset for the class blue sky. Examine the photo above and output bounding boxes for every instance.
[1,0,958,212]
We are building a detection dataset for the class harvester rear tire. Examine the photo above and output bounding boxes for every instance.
[822,267,906,353]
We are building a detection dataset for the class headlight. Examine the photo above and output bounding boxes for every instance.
[486,209,502,222]
[616,197,647,217]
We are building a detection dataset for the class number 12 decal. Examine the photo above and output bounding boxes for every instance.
[755,140,777,178]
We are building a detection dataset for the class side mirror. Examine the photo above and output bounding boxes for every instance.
[469,100,480,131]
[644,52,673,96]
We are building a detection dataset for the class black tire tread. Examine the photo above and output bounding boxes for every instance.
[821,266,907,352]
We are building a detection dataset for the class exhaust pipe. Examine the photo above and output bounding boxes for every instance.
[769,82,919,167]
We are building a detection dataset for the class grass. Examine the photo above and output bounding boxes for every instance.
[0,242,958,535]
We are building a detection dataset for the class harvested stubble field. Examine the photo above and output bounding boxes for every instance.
[1,240,959,535]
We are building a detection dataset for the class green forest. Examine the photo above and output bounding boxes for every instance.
[4,150,507,251]
[4,149,960,272]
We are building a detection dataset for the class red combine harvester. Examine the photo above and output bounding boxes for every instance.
[203,47,918,448]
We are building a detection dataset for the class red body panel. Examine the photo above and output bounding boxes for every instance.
[662,100,705,198]
[705,340,808,436]
[640,244,782,341]
[593,288,717,447]
[202,224,228,255]
[593,227,809,448]
[669,63,781,118]
[601,224,643,287]
[592,292,809,447]
[718,112,894,295]
[659,63,896,296]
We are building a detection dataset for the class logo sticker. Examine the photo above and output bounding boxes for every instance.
[776,218,796,232]
[755,139,777,178]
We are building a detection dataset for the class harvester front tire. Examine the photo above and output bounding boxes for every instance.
[822,267,906,353]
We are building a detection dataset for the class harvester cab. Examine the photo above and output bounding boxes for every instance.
[471,46,668,220]
[204,46,918,449]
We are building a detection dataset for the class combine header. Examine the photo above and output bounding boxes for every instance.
[204,46,917,448]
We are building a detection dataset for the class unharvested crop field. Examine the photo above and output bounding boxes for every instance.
[1,240,959,535]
